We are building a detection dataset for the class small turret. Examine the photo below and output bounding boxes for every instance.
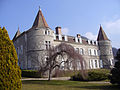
[13,27,21,41]
[97,25,114,69]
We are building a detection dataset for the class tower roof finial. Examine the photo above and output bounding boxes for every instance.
[39,6,41,11]
[18,26,19,30]
[32,7,49,28]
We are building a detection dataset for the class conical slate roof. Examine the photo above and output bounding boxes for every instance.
[97,25,109,41]
[13,27,21,41]
[32,8,49,28]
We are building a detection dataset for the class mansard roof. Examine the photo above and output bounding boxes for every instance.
[12,28,21,41]
[32,8,49,29]
[97,25,109,41]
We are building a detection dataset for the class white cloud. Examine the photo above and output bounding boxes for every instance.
[61,28,69,35]
[102,18,120,48]
[84,32,97,40]
[102,19,120,34]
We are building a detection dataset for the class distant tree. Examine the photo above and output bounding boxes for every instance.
[39,43,87,81]
[110,48,120,85]
[0,27,21,89]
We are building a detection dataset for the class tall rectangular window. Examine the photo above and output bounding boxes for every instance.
[95,60,97,68]
[80,48,84,55]
[76,48,79,53]
[88,49,92,55]
[45,41,51,50]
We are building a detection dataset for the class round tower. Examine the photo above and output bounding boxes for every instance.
[26,8,54,70]
[97,25,114,69]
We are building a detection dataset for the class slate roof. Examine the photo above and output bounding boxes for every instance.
[32,8,49,29]
[97,25,109,41]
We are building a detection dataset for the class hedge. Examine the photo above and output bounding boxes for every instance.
[71,69,110,81]
[22,70,42,78]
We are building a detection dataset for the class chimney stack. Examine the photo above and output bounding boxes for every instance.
[77,34,81,38]
[55,26,62,34]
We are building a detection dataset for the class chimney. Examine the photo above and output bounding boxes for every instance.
[55,26,62,34]
[77,34,81,38]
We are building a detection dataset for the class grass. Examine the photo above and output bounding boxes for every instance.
[22,80,120,90]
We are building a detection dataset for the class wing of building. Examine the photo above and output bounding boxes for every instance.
[13,9,114,70]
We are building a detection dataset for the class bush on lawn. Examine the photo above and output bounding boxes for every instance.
[0,27,21,89]
[22,70,42,78]
[110,49,120,85]
[71,69,110,81]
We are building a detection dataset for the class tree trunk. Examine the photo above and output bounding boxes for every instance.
[48,69,51,81]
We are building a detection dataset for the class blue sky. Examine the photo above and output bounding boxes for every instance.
[0,0,120,48]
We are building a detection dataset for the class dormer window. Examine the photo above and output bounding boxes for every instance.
[62,36,65,41]
[56,36,59,40]
[45,30,47,35]
[48,31,50,35]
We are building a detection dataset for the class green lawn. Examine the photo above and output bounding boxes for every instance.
[22,80,120,90]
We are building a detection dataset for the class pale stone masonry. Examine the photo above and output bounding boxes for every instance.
[13,9,114,70]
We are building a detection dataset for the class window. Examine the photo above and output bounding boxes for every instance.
[62,36,65,41]
[94,50,96,56]
[100,60,103,68]
[88,49,92,55]
[45,30,47,35]
[80,48,84,55]
[56,36,59,40]
[110,49,112,54]
[95,60,97,68]
[76,48,79,53]
[48,31,50,35]
[90,60,94,69]
[28,60,31,69]
[109,59,113,65]
[45,41,51,50]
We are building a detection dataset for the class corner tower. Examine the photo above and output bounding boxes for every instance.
[97,25,114,69]
[26,8,54,70]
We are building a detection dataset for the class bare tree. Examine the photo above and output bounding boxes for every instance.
[43,43,87,81]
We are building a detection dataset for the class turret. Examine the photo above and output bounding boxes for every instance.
[97,25,114,69]
[26,8,54,70]
[12,27,21,41]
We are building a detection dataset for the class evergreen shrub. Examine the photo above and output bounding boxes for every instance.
[110,49,120,85]
[0,27,21,89]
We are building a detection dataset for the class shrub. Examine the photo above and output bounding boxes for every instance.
[110,49,120,85]
[22,70,42,78]
[0,27,21,89]
[71,69,110,81]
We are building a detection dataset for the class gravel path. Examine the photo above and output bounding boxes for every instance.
[21,77,71,81]
[21,77,110,84]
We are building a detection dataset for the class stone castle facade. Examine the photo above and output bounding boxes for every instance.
[13,9,114,70]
